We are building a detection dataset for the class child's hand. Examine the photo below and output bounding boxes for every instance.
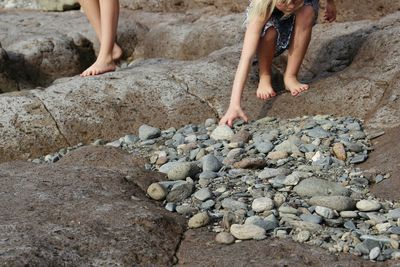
[219,105,249,128]
[324,1,337,22]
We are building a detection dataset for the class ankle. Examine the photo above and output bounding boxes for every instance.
[96,54,114,64]
[259,74,273,82]
[284,74,298,81]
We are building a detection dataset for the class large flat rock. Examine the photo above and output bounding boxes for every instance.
[0,44,267,162]
[0,145,186,265]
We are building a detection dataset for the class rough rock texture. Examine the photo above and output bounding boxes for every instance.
[361,126,400,201]
[121,0,400,22]
[0,11,146,89]
[1,11,400,166]
[265,13,400,131]
[0,0,79,11]
[332,0,400,22]
[140,13,244,60]
[176,229,392,267]
[0,44,267,162]
[0,146,186,265]
[120,0,247,13]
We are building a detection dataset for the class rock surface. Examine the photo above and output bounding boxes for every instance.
[1,3,400,266]
[0,0,79,11]
[0,146,186,265]
[176,229,391,267]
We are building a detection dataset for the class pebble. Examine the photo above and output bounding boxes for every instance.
[201,200,215,210]
[221,198,248,211]
[230,224,266,240]
[194,188,212,201]
[166,182,194,202]
[258,168,291,179]
[147,183,167,201]
[369,247,381,260]
[295,230,311,242]
[210,125,234,141]
[350,154,368,164]
[139,124,161,140]
[231,129,251,143]
[188,212,210,228]
[267,151,289,160]
[252,197,274,213]
[205,118,216,128]
[215,232,235,244]
[300,214,323,224]
[340,211,358,218]
[176,204,197,215]
[232,158,267,169]
[308,196,356,211]
[274,139,300,153]
[356,200,381,212]
[202,154,222,172]
[293,178,349,197]
[392,251,400,260]
[38,115,399,262]
[332,143,346,161]
[255,141,274,154]
[306,127,331,138]
[315,206,336,219]
[387,209,400,220]
[165,203,176,212]
[344,220,357,230]
[167,162,198,180]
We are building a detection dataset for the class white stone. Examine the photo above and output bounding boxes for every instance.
[311,151,324,162]
[251,197,274,212]
[295,230,311,242]
[375,222,391,234]
[230,224,266,240]
[369,247,380,260]
[210,125,234,141]
[356,200,381,212]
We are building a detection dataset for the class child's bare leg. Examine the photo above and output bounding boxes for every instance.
[81,0,120,76]
[257,27,278,100]
[79,0,122,61]
[285,5,315,96]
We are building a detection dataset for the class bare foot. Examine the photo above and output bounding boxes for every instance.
[256,75,277,100]
[80,60,116,77]
[284,75,309,96]
[112,43,123,62]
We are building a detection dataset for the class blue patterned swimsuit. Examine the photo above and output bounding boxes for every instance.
[247,0,319,56]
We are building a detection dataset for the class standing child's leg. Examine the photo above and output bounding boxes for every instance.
[80,0,121,77]
[284,5,315,95]
[257,27,278,100]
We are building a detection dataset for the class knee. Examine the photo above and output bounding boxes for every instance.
[295,7,315,29]
[263,27,278,42]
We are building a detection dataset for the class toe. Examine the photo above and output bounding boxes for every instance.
[291,89,300,96]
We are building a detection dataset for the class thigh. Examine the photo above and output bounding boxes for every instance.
[303,0,319,23]
[261,10,295,56]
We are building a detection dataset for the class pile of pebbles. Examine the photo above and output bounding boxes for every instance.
[34,115,399,261]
